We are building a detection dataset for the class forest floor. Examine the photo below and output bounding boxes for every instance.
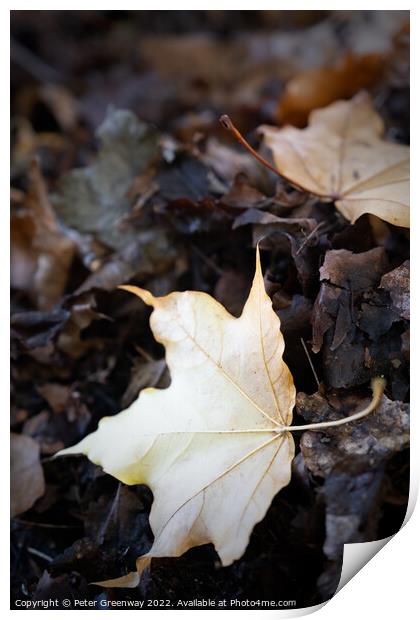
[11,10,409,610]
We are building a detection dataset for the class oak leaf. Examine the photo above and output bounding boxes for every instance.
[58,248,296,582]
[260,93,409,227]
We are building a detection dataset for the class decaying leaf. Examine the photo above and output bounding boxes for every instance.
[11,433,45,517]
[53,108,159,251]
[58,248,296,581]
[260,93,409,227]
[311,247,405,389]
[380,260,410,320]
[11,159,75,310]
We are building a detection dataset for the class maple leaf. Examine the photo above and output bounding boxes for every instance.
[57,247,386,586]
[221,93,409,228]
[58,248,296,582]
[260,93,409,227]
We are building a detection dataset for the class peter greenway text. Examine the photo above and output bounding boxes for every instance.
[14,598,297,609]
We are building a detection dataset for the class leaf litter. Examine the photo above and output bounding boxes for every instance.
[11,10,409,609]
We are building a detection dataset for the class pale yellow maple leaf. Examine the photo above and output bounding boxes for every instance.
[258,93,409,227]
[58,247,296,583]
[57,247,386,587]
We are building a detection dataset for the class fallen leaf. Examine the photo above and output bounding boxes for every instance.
[220,173,267,210]
[11,433,45,517]
[203,138,260,184]
[312,247,390,354]
[260,93,409,227]
[11,159,75,310]
[58,248,296,578]
[76,236,177,295]
[232,207,317,231]
[277,53,383,127]
[52,108,160,250]
[380,260,409,320]
[22,383,92,455]
[11,308,70,350]
[121,356,168,409]
[311,247,406,389]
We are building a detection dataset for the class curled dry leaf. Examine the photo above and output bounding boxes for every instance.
[277,53,383,127]
[260,93,409,227]
[11,433,45,517]
[58,248,296,583]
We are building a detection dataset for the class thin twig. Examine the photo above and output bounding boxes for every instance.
[27,547,54,563]
[13,518,80,529]
[295,221,324,256]
[300,337,321,389]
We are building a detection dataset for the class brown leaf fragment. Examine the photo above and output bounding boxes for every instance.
[11,308,70,350]
[320,247,389,290]
[76,238,176,294]
[358,292,398,341]
[22,383,92,454]
[253,219,324,298]
[122,358,168,408]
[11,159,75,310]
[312,247,389,354]
[380,260,409,320]
[232,207,317,231]
[11,433,45,517]
[23,412,65,455]
[277,53,383,127]
[297,391,409,478]
[203,138,260,184]
[220,173,267,210]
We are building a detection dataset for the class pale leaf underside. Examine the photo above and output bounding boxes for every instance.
[58,248,296,584]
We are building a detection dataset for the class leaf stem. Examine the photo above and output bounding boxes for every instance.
[219,114,309,194]
[125,378,385,438]
[281,377,386,432]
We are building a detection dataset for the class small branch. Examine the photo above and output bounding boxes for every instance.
[295,221,324,256]
[282,377,386,432]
